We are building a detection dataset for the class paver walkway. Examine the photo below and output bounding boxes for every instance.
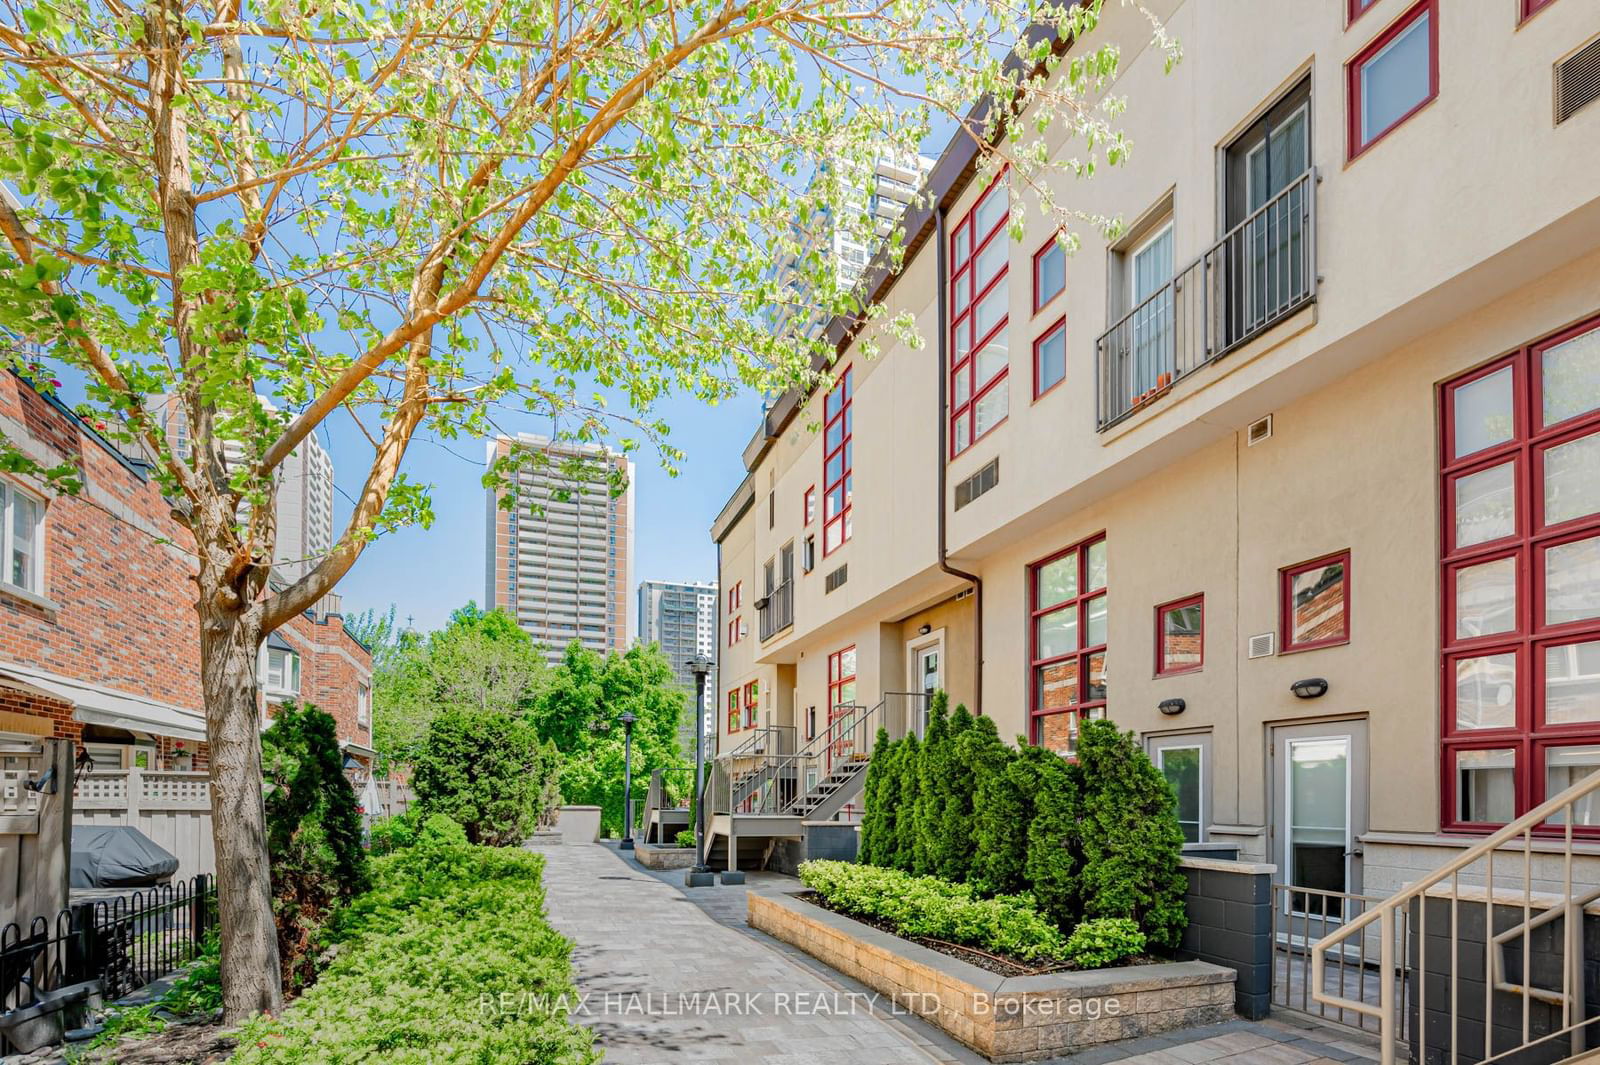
[538,842,1386,1065]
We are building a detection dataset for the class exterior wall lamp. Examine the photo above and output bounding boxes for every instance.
[1158,698,1186,716]
[1290,678,1329,699]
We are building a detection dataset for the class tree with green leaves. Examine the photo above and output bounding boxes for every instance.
[411,706,561,847]
[913,691,949,875]
[857,727,894,867]
[931,702,976,882]
[0,0,1172,1019]
[890,730,921,873]
[962,717,1023,895]
[1023,744,1081,929]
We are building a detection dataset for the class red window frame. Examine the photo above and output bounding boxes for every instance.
[1520,0,1556,20]
[1347,0,1379,26]
[1033,316,1068,400]
[804,485,816,526]
[822,367,853,556]
[949,172,1010,457]
[1346,0,1438,160]
[1440,314,1600,834]
[726,689,740,732]
[728,582,741,611]
[727,616,743,646]
[1155,594,1205,677]
[1280,550,1352,653]
[1032,237,1065,314]
[1028,533,1108,755]
[828,645,857,712]
[744,680,759,730]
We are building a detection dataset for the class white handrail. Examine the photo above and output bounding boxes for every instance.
[1311,769,1600,1065]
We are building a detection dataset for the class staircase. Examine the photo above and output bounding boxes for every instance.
[705,833,773,871]
[1310,772,1600,1065]
[787,760,869,820]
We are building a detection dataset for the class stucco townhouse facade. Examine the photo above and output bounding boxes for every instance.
[712,0,1600,917]
[0,371,376,790]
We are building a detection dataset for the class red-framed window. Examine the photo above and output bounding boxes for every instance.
[1034,317,1067,400]
[727,616,745,646]
[728,582,741,611]
[823,367,853,556]
[1440,314,1600,832]
[1156,594,1204,677]
[804,485,816,526]
[743,680,759,730]
[1033,237,1065,314]
[726,689,741,732]
[1029,534,1108,756]
[1280,551,1351,653]
[949,174,1010,456]
[828,645,857,713]
[1521,0,1557,20]
[1347,0,1379,25]
[1347,0,1438,159]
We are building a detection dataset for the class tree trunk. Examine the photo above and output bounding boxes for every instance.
[199,605,283,1022]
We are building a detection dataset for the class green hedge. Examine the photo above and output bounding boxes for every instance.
[230,815,598,1065]
[858,711,1186,949]
[799,860,1146,969]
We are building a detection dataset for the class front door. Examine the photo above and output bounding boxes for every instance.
[1271,719,1368,933]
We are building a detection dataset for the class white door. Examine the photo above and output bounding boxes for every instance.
[1272,720,1369,929]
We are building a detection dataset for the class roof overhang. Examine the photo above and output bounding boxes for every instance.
[0,661,207,743]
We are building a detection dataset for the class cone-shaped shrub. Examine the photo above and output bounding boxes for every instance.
[858,728,895,866]
[931,703,978,882]
[966,722,1025,895]
[913,692,949,875]
[1023,744,1081,929]
[890,730,920,872]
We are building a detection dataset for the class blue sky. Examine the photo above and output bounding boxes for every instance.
[328,389,760,632]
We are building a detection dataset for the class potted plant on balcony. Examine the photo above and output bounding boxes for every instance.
[170,741,193,772]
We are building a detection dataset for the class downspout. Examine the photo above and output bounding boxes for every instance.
[934,207,983,716]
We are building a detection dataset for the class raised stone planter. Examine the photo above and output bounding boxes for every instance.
[748,891,1234,1063]
[633,840,696,870]
[558,805,602,844]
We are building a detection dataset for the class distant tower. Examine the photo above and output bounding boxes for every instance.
[638,579,719,736]
[484,434,635,665]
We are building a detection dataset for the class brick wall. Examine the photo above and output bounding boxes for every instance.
[268,609,374,756]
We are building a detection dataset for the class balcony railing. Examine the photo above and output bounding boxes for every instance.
[757,579,794,641]
[1096,168,1317,431]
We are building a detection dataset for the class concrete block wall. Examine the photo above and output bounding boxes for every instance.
[1178,857,1275,1020]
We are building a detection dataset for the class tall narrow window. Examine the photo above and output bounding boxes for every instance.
[828,646,858,715]
[804,485,816,525]
[1029,535,1108,756]
[1348,0,1437,158]
[1035,318,1067,399]
[744,681,759,730]
[1033,238,1065,313]
[1148,732,1210,843]
[950,177,1010,456]
[727,690,741,732]
[823,367,853,555]
[1441,316,1600,831]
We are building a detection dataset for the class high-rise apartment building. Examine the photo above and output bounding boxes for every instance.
[637,579,718,737]
[484,434,634,664]
[151,394,335,579]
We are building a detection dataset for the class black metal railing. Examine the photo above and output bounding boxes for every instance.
[1,876,216,1052]
[757,579,794,641]
[1096,168,1317,430]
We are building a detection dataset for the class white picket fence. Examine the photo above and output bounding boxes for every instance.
[73,769,215,882]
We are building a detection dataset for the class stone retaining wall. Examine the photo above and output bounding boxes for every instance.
[748,891,1234,1062]
[633,841,697,870]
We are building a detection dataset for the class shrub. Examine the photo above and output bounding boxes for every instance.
[88,931,222,1053]
[913,693,949,875]
[889,731,919,871]
[799,860,1066,962]
[1023,745,1081,930]
[1075,719,1188,949]
[674,829,695,848]
[966,723,1026,896]
[368,806,423,856]
[231,815,598,1065]
[932,704,978,883]
[1062,918,1146,969]
[857,728,894,866]
[261,702,370,991]
[412,708,562,846]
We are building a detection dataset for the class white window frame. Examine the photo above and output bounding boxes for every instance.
[0,480,46,598]
[1129,220,1176,310]
[357,682,371,728]
[259,645,302,698]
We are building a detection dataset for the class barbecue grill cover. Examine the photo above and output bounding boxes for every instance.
[71,826,180,888]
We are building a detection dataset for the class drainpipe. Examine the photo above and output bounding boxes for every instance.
[934,207,983,716]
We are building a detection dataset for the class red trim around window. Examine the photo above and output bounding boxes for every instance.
[1155,594,1205,677]
[744,680,759,730]
[726,689,740,732]
[1280,550,1352,653]
[1439,313,1600,834]
[804,485,816,526]
[1520,0,1556,21]
[828,645,857,713]
[822,367,853,556]
[1028,533,1108,754]
[1033,316,1068,401]
[1032,237,1065,315]
[949,171,1010,458]
[1346,0,1439,160]
[1347,0,1380,26]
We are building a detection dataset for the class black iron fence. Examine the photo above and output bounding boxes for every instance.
[0,875,215,1052]
[757,579,794,641]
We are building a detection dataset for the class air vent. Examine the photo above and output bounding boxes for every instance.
[825,565,848,593]
[1248,632,1276,659]
[1556,35,1600,125]
[1247,415,1273,446]
[954,458,1000,510]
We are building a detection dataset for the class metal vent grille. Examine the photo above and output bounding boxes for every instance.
[1247,415,1273,446]
[1248,632,1276,659]
[1556,36,1600,125]
[954,458,1000,510]
[825,565,848,593]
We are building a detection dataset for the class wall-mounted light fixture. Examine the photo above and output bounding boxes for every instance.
[918,624,932,636]
[1290,678,1329,700]
[1158,698,1186,716]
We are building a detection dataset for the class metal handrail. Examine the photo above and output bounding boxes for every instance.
[1311,769,1600,1065]
[758,579,794,641]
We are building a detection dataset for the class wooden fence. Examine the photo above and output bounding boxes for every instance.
[73,769,214,882]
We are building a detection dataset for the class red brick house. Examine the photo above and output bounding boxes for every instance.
[0,372,373,785]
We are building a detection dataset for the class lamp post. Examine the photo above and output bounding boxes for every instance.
[685,655,714,880]
[618,711,638,850]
